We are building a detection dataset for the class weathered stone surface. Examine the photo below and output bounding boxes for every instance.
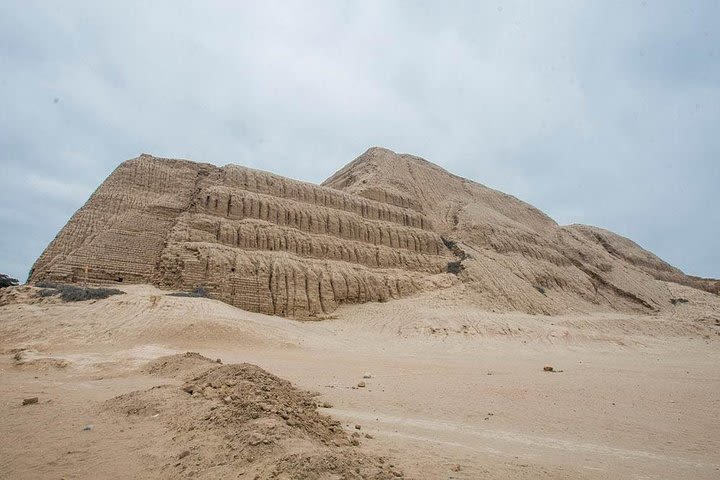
[30,153,454,318]
[323,147,720,315]
[31,147,718,318]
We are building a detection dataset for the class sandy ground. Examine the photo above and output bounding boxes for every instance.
[1,285,719,479]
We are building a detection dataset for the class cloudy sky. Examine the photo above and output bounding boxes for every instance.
[1,1,718,282]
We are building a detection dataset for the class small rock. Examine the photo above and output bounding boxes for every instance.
[22,397,38,406]
[355,424,361,430]
[83,424,94,431]
[451,464,462,472]
[357,381,366,388]
[179,450,190,459]
[182,385,194,394]
[363,373,372,379]
[321,402,333,408]
[364,433,374,439]
[216,358,222,364]
[350,438,360,446]
[223,396,232,404]
[543,366,554,372]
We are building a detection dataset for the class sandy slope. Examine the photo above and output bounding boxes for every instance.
[1,285,719,479]
[28,147,720,320]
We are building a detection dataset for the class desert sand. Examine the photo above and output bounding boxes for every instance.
[3,148,720,479]
[1,284,719,479]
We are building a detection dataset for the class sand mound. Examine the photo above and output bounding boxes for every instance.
[14,357,71,370]
[0,285,61,307]
[324,147,720,315]
[144,351,219,378]
[105,354,403,479]
[28,147,718,318]
[8,348,71,370]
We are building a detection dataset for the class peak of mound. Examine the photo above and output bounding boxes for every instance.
[104,353,403,478]
[323,147,557,235]
[29,149,718,318]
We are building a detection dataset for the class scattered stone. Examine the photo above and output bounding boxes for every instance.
[364,433,374,439]
[451,464,462,472]
[248,433,263,446]
[321,402,332,408]
[179,450,190,459]
[22,397,38,405]
[543,366,554,372]
[357,381,366,388]
[83,424,94,431]
[216,358,222,364]
[354,424,361,430]
[363,373,372,379]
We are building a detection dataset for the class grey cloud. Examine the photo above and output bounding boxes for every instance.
[1,0,718,281]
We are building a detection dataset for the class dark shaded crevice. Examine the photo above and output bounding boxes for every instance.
[441,236,469,275]
[570,259,656,311]
[268,263,276,314]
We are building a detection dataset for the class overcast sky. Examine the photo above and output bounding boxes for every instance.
[1,1,718,282]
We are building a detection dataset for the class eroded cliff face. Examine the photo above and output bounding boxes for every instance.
[31,148,718,318]
[30,154,455,318]
[323,147,720,315]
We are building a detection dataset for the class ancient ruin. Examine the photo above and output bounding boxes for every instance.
[30,147,718,318]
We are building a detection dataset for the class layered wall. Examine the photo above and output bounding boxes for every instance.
[30,154,454,317]
[31,148,718,318]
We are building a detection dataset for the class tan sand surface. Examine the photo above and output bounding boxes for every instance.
[1,285,719,479]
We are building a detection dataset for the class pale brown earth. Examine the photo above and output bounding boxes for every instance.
[1,285,719,479]
[28,147,720,318]
[7,147,720,478]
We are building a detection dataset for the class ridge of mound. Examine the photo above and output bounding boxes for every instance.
[323,148,719,314]
[105,354,403,479]
[30,148,718,317]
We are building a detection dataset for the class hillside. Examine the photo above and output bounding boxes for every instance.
[30,147,718,317]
